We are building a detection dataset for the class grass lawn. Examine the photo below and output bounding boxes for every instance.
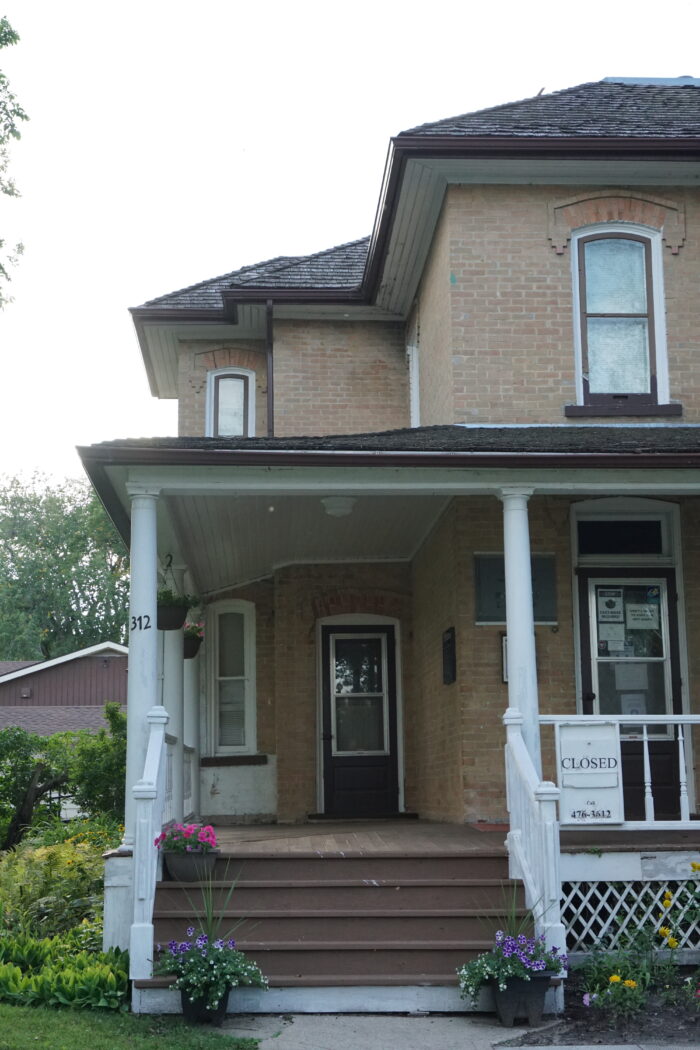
[0,1004,259,1050]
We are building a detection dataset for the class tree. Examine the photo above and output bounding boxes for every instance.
[0,475,129,659]
[69,702,126,820]
[0,16,28,309]
[0,727,70,850]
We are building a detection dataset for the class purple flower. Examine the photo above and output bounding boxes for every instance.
[214,939,224,949]
[186,926,195,937]
[196,934,208,949]
[227,939,236,949]
[583,992,597,1006]
[168,940,178,953]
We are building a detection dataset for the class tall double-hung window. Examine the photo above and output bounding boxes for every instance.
[205,368,256,436]
[567,224,677,416]
[209,600,256,753]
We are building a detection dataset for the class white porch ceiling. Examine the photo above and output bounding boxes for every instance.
[166,493,448,594]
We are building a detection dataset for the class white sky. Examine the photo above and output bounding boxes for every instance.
[0,0,698,479]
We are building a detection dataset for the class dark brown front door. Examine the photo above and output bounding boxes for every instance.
[579,569,683,819]
[321,625,399,817]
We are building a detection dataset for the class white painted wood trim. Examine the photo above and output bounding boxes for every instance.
[205,367,256,437]
[206,599,257,755]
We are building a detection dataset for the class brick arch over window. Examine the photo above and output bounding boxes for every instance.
[547,192,686,255]
[178,341,267,436]
[310,588,409,626]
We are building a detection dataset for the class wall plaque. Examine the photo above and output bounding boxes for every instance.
[555,721,624,825]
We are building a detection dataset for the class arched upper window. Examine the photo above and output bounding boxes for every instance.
[566,224,679,417]
[205,368,256,437]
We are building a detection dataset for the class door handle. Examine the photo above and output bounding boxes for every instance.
[583,692,596,714]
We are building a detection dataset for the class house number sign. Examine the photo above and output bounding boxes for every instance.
[555,722,624,825]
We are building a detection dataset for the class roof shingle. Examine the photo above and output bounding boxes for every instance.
[399,80,700,139]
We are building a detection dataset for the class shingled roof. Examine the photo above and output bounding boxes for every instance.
[399,79,700,139]
[140,237,370,310]
[89,424,700,458]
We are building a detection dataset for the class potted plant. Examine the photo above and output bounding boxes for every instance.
[156,588,199,631]
[457,930,567,1027]
[155,823,219,882]
[183,620,204,659]
[155,928,267,1025]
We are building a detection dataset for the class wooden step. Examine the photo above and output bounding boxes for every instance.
[152,849,522,987]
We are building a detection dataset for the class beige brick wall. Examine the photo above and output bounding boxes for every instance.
[273,320,409,436]
[414,184,700,423]
[178,341,268,436]
[272,563,413,822]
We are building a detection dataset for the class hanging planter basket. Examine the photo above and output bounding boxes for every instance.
[157,603,189,631]
[184,634,203,659]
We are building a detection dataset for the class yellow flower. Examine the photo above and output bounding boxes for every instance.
[668,937,679,949]
[659,926,671,938]
[664,890,673,900]
[609,975,622,983]
[662,899,672,908]
[691,861,700,872]
[623,979,637,989]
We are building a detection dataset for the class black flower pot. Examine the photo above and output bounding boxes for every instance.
[180,987,230,1025]
[163,850,219,882]
[157,603,189,631]
[491,973,552,1026]
[183,634,203,659]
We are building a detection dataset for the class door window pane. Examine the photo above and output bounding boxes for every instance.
[334,639,382,693]
[335,696,384,751]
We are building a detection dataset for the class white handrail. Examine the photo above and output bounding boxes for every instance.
[503,708,567,972]
[540,712,699,828]
[129,705,169,981]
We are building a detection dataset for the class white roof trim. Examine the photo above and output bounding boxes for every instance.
[0,642,128,684]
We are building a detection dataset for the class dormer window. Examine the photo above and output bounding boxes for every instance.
[566,224,680,417]
[205,368,256,437]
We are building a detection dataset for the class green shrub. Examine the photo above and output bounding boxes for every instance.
[0,836,106,936]
[0,934,128,1010]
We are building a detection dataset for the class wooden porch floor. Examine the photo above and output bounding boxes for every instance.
[212,820,508,855]
[211,819,699,856]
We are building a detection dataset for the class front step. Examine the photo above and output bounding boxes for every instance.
[153,849,525,988]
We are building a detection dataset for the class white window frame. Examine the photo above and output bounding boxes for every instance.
[571,223,670,407]
[207,599,256,754]
[205,367,256,437]
[406,344,421,427]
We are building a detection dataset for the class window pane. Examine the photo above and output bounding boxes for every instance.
[334,639,383,694]
[585,239,647,313]
[335,696,385,751]
[219,612,244,677]
[587,318,650,393]
[598,662,667,717]
[217,376,246,436]
[578,521,662,555]
[219,680,245,747]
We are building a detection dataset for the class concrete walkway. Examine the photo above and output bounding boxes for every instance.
[220,1012,682,1050]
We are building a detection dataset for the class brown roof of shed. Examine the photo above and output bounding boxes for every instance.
[0,705,125,736]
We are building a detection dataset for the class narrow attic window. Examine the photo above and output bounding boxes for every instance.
[565,224,680,417]
[206,368,256,437]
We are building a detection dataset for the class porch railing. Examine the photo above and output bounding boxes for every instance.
[540,714,700,829]
[503,708,567,968]
[129,705,169,981]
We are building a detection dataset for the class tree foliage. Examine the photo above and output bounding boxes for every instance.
[0,727,69,850]
[0,16,27,308]
[0,475,129,659]
[69,702,126,821]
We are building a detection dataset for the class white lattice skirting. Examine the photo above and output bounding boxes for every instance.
[562,879,700,956]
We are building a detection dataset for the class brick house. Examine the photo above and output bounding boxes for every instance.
[80,78,700,1014]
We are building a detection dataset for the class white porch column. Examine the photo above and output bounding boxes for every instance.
[499,486,542,775]
[162,565,186,824]
[123,489,160,849]
[184,653,201,817]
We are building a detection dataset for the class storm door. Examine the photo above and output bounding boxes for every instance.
[579,570,682,819]
[321,625,399,817]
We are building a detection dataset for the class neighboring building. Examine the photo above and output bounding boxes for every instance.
[0,642,127,735]
[80,78,700,1012]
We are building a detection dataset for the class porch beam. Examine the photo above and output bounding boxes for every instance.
[499,487,542,774]
[123,488,160,849]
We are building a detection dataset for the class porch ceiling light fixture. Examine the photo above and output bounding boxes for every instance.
[321,496,356,518]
